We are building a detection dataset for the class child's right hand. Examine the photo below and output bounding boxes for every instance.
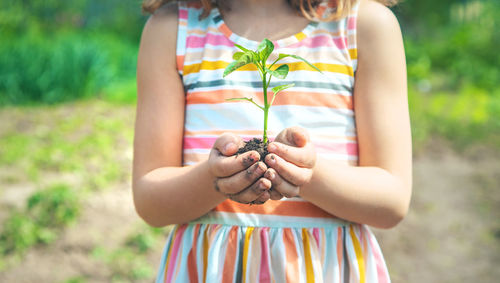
[208,133,272,204]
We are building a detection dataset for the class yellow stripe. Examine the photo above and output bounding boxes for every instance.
[302,228,315,283]
[349,225,365,283]
[203,227,209,283]
[183,61,353,76]
[295,32,307,41]
[348,48,358,60]
[242,227,254,283]
[163,226,179,282]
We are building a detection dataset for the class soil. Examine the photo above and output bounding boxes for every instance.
[237,138,269,161]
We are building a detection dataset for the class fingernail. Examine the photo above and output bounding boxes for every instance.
[267,155,276,164]
[268,171,275,180]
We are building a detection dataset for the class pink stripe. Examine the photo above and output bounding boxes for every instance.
[166,225,188,283]
[178,8,188,19]
[184,137,358,155]
[259,228,271,283]
[314,141,358,155]
[290,35,347,50]
[348,17,357,30]
[186,34,234,48]
[313,228,320,246]
[368,233,390,283]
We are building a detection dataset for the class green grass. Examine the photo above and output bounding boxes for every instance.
[0,183,80,257]
[409,85,500,152]
[91,224,168,282]
[0,100,135,269]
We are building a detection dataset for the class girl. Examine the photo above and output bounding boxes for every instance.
[133,0,411,281]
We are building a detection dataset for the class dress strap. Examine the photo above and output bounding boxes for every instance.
[176,1,189,76]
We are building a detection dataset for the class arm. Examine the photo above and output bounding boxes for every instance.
[133,5,271,227]
[265,0,412,229]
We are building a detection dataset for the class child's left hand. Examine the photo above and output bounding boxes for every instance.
[264,126,316,199]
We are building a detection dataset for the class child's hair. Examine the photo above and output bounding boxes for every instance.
[142,0,399,21]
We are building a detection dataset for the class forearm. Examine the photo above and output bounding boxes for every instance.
[301,157,412,229]
[132,160,226,227]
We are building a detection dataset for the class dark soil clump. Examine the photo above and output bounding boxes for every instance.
[237,138,269,161]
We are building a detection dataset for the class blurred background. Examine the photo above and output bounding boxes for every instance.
[0,0,498,282]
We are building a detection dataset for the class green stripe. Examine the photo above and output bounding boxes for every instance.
[186,79,352,92]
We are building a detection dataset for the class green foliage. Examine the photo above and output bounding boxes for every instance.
[0,184,81,256]
[125,226,164,254]
[60,277,87,283]
[0,0,146,42]
[92,225,168,282]
[402,0,500,91]
[409,86,500,151]
[0,33,138,106]
[223,39,321,142]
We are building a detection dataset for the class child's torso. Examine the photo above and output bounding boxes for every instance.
[177,0,359,226]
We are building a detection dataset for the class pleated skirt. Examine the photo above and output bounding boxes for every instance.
[155,220,390,283]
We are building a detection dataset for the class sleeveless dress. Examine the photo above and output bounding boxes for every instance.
[156,1,391,282]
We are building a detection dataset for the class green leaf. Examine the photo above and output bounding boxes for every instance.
[234,43,251,53]
[271,83,295,95]
[233,52,244,60]
[277,53,323,73]
[270,83,295,106]
[226,97,264,110]
[257,39,274,63]
[265,64,289,79]
[223,53,253,77]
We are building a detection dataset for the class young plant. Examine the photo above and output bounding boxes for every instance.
[223,39,321,144]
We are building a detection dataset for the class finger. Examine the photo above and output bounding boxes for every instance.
[267,142,316,168]
[213,133,245,156]
[274,126,309,147]
[227,178,272,204]
[265,153,312,187]
[268,188,283,200]
[265,168,300,198]
[216,162,267,195]
[209,150,260,177]
[251,189,272,204]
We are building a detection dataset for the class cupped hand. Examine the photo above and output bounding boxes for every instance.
[264,126,316,199]
[208,133,272,204]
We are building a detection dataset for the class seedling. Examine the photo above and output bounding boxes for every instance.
[223,39,322,144]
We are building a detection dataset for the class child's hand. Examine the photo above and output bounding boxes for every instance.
[208,133,272,204]
[264,126,316,199]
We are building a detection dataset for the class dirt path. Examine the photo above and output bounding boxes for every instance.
[374,140,500,283]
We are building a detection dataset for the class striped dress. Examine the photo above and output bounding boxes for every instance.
[156,1,391,282]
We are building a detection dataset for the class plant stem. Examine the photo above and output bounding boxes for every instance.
[262,72,269,143]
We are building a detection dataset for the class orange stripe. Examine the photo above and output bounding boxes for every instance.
[217,23,233,38]
[283,229,299,283]
[177,55,185,72]
[187,89,353,109]
[222,226,239,283]
[184,130,358,141]
[336,227,343,281]
[187,225,200,283]
[214,199,336,218]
